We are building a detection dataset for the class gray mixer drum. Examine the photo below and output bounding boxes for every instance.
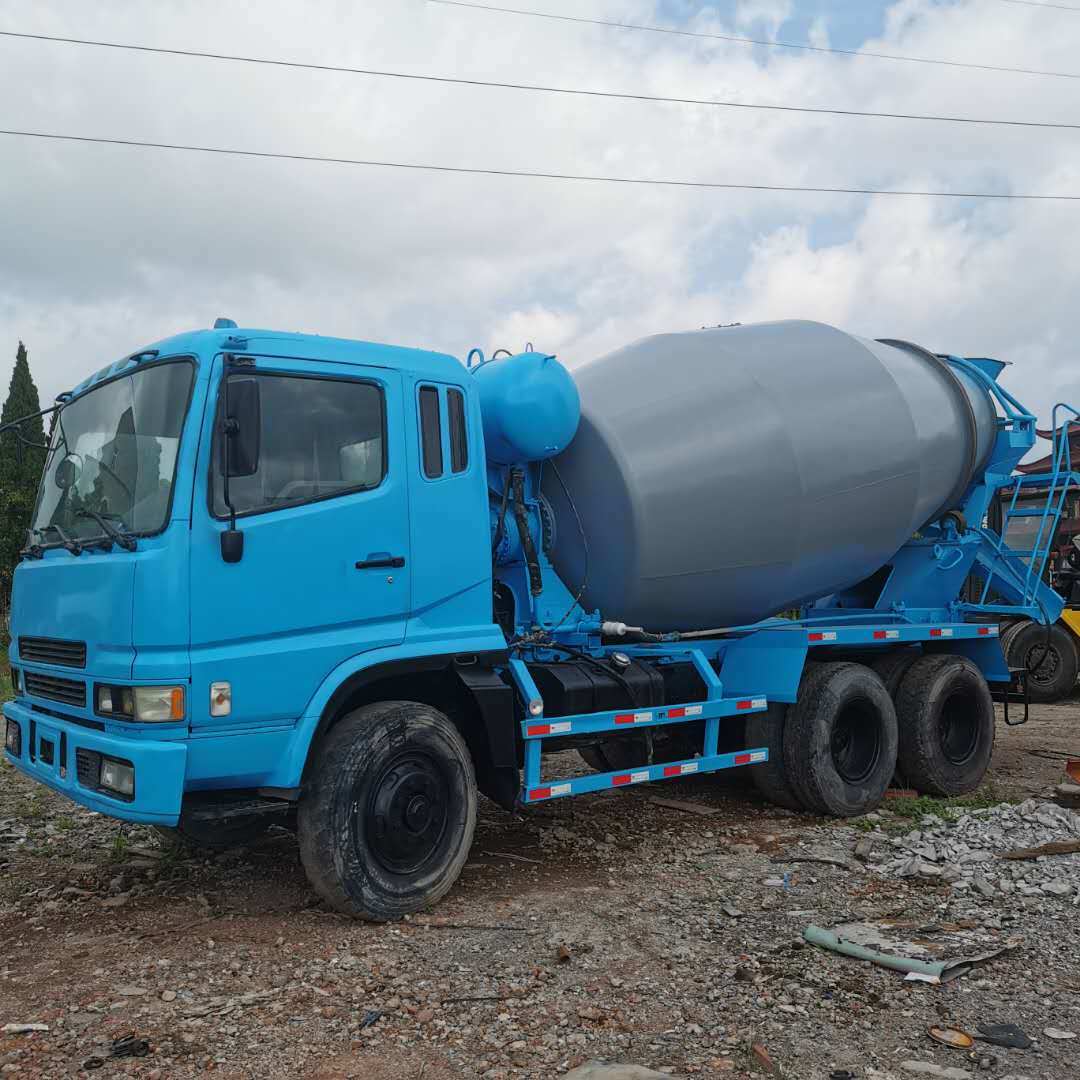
[544,320,996,631]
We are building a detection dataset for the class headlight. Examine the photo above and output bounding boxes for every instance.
[133,686,185,722]
[96,684,184,722]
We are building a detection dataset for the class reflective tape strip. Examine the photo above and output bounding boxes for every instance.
[808,631,838,642]
[528,782,571,801]
[662,762,699,777]
[736,698,767,711]
[734,753,751,765]
[873,630,900,640]
[749,750,767,763]
[978,626,996,636]
[613,770,651,786]
[667,705,704,719]
[930,628,954,638]
[527,721,572,736]
[614,711,653,725]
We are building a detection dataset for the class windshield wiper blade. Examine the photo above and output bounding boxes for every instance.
[75,509,137,551]
[40,522,83,556]
[19,528,44,560]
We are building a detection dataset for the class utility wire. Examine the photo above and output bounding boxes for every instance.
[1,128,1077,201]
[996,0,1080,10]
[426,0,1080,81]
[2,29,1079,132]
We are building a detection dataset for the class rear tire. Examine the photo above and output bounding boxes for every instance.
[895,654,995,796]
[783,663,898,817]
[870,649,921,698]
[745,703,804,811]
[297,701,476,921]
[1003,621,1078,703]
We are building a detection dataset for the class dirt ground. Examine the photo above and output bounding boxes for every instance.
[1,697,1079,1080]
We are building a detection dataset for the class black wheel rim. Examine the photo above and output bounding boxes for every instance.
[938,690,980,765]
[830,699,881,784]
[365,751,449,875]
[1026,642,1061,685]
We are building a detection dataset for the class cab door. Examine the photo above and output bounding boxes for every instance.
[188,353,410,732]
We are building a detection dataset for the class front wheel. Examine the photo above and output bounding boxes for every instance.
[297,701,477,921]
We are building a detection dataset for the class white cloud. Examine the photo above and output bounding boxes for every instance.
[0,0,1078,438]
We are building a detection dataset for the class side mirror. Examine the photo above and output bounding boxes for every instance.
[54,453,82,490]
[224,377,260,478]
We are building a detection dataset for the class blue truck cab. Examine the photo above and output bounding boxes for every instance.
[3,320,1072,919]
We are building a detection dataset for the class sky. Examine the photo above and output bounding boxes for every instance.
[2,0,1080,431]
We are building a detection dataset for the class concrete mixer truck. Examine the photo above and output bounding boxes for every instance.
[3,317,1073,919]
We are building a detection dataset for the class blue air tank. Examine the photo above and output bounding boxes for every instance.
[543,320,997,631]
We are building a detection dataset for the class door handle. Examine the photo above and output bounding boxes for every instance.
[355,554,406,570]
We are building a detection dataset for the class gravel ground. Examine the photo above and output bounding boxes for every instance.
[1,698,1079,1079]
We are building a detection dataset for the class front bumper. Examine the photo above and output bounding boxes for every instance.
[2,699,186,824]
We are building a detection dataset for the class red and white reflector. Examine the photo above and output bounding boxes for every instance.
[612,770,651,786]
[930,628,954,638]
[808,631,838,642]
[527,720,572,737]
[667,705,704,719]
[662,762,699,777]
[872,630,900,640]
[736,697,767,711]
[614,711,653,725]
[528,782,571,801]
[977,626,996,636]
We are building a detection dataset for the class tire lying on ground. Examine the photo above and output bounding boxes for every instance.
[894,654,995,797]
[783,662,898,817]
[297,701,476,921]
[1002,620,1079,703]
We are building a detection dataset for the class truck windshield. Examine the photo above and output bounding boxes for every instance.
[32,360,195,543]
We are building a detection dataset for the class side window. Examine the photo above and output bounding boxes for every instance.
[212,373,385,518]
[419,386,443,479]
[447,387,468,474]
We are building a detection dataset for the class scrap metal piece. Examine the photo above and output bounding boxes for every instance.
[929,1026,974,1049]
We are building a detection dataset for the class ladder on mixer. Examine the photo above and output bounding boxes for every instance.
[978,405,1080,610]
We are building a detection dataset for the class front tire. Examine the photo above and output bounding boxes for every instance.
[297,701,477,921]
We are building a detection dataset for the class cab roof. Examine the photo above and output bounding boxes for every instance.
[67,326,468,400]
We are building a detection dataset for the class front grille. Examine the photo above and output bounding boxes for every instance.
[24,672,86,708]
[76,748,101,788]
[19,637,86,669]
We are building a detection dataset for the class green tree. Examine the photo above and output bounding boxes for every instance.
[0,342,47,599]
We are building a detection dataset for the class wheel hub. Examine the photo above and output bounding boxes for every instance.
[365,752,448,875]
[938,690,980,765]
[830,699,881,784]
[1027,642,1061,685]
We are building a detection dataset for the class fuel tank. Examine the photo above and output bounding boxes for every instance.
[544,320,996,631]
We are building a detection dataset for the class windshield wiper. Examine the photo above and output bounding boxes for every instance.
[75,509,138,551]
[39,522,83,556]
[19,529,44,560]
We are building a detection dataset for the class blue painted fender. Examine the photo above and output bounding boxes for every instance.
[277,630,510,787]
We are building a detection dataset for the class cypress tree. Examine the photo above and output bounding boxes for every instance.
[0,342,47,599]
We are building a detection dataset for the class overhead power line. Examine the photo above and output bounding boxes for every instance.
[1,128,1076,201]
[997,0,1080,11]
[426,0,1080,81]
[2,29,1079,133]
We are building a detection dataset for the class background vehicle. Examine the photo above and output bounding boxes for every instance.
[2,319,1069,919]
[985,425,1080,702]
